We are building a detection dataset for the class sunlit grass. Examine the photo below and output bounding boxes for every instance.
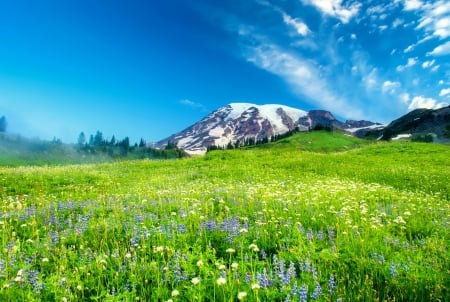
[0,136,449,301]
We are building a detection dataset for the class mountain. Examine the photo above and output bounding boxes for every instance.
[373,105,450,142]
[154,103,382,155]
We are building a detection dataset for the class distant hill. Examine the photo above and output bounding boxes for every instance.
[367,105,450,142]
[247,130,372,153]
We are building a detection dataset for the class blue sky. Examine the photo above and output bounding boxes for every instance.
[0,0,449,144]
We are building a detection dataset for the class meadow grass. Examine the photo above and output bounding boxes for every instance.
[0,134,449,301]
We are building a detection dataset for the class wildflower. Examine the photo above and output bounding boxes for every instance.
[77,285,83,291]
[256,268,270,288]
[155,246,165,253]
[226,248,236,254]
[191,277,200,285]
[310,283,322,300]
[237,292,247,300]
[389,263,397,278]
[42,258,49,263]
[251,283,261,290]
[171,289,180,297]
[216,277,226,286]
[231,262,239,270]
[249,243,259,252]
[328,274,336,294]
[196,260,204,267]
[298,284,308,302]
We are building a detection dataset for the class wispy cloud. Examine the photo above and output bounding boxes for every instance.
[407,95,448,110]
[282,13,311,37]
[180,99,207,111]
[244,42,363,118]
[302,0,361,24]
[382,81,401,94]
[427,41,450,56]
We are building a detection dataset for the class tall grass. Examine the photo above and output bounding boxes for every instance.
[0,137,449,301]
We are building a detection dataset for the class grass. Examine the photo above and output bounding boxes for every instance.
[0,132,449,301]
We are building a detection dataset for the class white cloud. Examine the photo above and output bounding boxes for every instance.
[180,99,206,111]
[422,59,435,68]
[396,57,418,71]
[392,18,404,28]
[282,13,311,37]
[363,68,378,90]
[427,41,450,56]
[403,0,423,11]
[399,92,410,104]
[382,81,401,94]
[350,33,357,40]
[245,43,363,117]
[379,25,388,31]
[439,88,450,96]
[302,0,361,24]
[416,1,450,39]
[407,95,448,110]
[404,44,414,53]
[431,65,440,71]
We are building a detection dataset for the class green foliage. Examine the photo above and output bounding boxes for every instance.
[411,134,433,142]
[0,133,187,167]
[0,138,449,301]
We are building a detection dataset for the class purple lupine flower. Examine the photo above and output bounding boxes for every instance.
[49,230,59,246]
[291,281,298,296]
[244,273,252,284]
[328,274,336,294]
[298,284,308,302]
[310,283,322,300]
[389,263,397,278]
[316,230,324,241]
[256,268,270,288]
[307,229,314,241]
[177,223,187,234]
[27,270,44,291]
[328,227,336,241]
[201,220,217,231]
[0,259,5,277]
[260,249,267,260]
[221,217,240,243]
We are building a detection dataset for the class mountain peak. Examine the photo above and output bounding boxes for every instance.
[155,103,380,155]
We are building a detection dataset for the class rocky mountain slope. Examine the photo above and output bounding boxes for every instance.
[373,105,450,141]
[154,103,382,155]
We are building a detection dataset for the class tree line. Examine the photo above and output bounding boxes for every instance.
[77,131,186,159]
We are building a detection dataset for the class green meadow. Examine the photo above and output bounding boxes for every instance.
[0,132,449,301]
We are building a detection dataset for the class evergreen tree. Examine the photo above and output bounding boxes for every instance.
[139,138,146,147]
[0,116,7,132]
[78,132,86,146]
[94,131,104,146]
[110,135,116,146]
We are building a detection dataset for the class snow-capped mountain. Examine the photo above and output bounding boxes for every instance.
[155,103,306,155]
[154,103,382,155]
